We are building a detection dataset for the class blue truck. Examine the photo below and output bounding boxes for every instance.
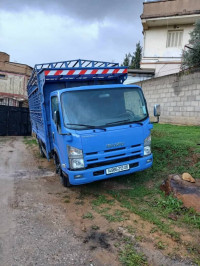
[27,59,159,187]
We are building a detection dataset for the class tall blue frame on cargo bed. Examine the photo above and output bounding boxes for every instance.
[28,59,127,86]
[27,59,128,159]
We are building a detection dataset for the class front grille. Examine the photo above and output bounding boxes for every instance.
[105,153,126,159]
[85,143,142,169]
[131,144,141,148]
[86,151,98,155]
[86,155,141,169]
[87,158,98,162]
[104,147,125,153]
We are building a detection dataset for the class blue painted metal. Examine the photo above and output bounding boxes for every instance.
[28,59,126,87]
[27,59,153,185]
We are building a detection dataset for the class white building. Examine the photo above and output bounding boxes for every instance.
[0,52,32,106]
[141,0,200,77]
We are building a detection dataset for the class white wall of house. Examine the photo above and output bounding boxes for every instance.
[0,71,28,97]
[143,25,193,58]
[141,24,194,77]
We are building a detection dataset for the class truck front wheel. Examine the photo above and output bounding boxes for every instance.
[61,171,71,187]
[54,154,71,187]
[38,142,45,158]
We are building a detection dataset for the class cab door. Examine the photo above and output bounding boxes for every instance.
[50,95,64,163]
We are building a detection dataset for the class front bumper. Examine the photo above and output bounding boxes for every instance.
[63,154,153,185]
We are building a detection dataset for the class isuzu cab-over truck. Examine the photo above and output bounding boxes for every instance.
[27,59,158,187]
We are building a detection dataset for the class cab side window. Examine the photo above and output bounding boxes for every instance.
[51,96,59,122]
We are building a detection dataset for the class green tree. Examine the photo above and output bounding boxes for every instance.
[182,20,200,69]
[122,42,142,69]
[121,53,132,67]
[130,42,142,69]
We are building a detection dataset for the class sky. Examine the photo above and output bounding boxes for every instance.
[0,0,144,67]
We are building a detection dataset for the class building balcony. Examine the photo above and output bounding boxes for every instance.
[141,0,200,29]
[142,0,200,20]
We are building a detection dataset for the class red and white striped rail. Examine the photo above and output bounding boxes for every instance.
[44,68,127,76]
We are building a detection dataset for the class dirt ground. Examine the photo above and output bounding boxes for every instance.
[0,137,198,266]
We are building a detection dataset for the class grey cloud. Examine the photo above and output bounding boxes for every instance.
[0,0,144,66]
[0,0,143,22]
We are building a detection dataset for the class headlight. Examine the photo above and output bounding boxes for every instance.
[70,158,84,169]
[67,146,85,169]
[68,146,83,157]
[144,135,151,156]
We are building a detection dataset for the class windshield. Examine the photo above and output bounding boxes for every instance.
[61,87,148,130]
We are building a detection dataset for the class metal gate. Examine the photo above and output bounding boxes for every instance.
[0,105,31,136]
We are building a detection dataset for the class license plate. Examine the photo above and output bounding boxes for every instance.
[106,164,130,175]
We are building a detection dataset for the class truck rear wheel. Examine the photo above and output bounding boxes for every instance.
[55,154,71,187]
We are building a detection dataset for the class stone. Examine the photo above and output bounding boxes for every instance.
[172,175,182,182]
[160,174,200,213]
[182,173,196,183]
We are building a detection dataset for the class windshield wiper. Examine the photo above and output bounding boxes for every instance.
[66,123,106,131]
[106,119,130,126]
[131,121,143,125]
[106,119,143,126]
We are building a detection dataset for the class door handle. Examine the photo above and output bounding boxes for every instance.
[52,132,55,141]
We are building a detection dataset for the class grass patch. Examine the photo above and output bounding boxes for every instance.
[119,124,200,186]
[82,212,94,220]
[111,194,180,240]
[150,227,158,234]
[64,199,70,203]
[126,225,136,235]
[92,195,115,206]
[156,194,183,213]
[93,206,111,214]
[155,241,167,250]
[23,136,37,146]
[91,225,100,230]
[120,244,147,266]
[182,210,200,229]
[103,209,129,223]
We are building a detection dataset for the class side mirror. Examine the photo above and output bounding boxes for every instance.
[53,110,60,126]
[154,104,161,117]
[154,104,161,123]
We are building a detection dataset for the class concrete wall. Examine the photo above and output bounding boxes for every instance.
[141,62,181,78]
[136,71,200,125]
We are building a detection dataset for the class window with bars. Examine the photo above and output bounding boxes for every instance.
[166,31,183,48]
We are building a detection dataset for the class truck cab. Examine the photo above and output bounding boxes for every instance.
[27,59,153,186]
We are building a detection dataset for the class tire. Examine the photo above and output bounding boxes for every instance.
[39,143,45,158]
[55,154,71,187]
[60,171,71,187]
